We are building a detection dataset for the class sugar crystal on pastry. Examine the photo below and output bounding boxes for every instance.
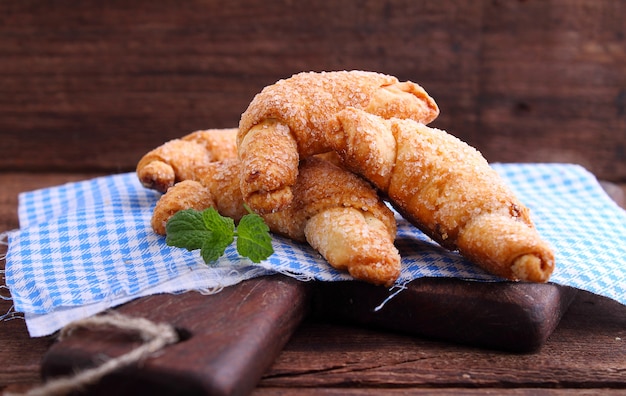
[138,128,402,286]
[237,70,439,214]
[335,107,555,282]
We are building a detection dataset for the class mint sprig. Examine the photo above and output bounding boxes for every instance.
[165,207,274,264]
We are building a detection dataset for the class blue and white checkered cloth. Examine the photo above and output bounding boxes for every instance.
[4,163,626,337]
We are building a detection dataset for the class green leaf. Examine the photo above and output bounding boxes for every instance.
[200,233,233,263]
[236,212,274,263]
[165,209,210,251]
[199,208,235,264]
[202,207,235,237]
[164,207,273,265]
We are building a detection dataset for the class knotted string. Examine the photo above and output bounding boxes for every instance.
[8,312,179,396]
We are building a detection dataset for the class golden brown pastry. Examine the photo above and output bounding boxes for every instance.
[150,159,248,235]
[140,129,401,286]
[335,107,555,282]
[137,128,238,193]
[151,179,217,235]
[263,157,400,286]
[237,70,439,214]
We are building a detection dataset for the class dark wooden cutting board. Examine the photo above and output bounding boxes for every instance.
[42,275,311,396]
[312,278,577,352]
[41,276,576,395]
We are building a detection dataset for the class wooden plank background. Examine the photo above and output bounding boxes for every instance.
[1,0,625,181]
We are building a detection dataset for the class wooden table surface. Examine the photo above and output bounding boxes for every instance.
[1,173,625,395]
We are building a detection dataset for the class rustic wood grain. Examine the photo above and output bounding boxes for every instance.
[42,276,311,396]
[254,390,626,396]
[476,0,626,181]
[36,277,574,393]
[0,244,54,390]
[1,1,624,182]
[0,0,479,172]
[257,289,626,391]
[312,279,576,352]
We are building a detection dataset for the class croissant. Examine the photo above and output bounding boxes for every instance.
[263,156,400,286]
[237,70,439,214]
[149,159,247,235]
[139,129,401,286]
[335,107,555,282]
[137,128,238,193]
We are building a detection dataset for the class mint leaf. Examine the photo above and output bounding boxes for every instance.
[236,212,274,263]
[165,209,210,251]
[202,207,235,237]
[164,207,273,265]
[200,208,234,263]
[200,234,232,263]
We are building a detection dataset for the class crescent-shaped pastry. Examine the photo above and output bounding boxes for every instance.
[335,107,555,282]
[237,70,439,214]
[140,129,401,286]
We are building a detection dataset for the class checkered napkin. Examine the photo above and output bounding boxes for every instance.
[4,164,626,337]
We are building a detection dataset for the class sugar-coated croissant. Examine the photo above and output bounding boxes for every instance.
[137,128,238,193]
[237,70,439,214]
[263,157,400,286]
[335,107,555,282]
[139,129,401,286]
[139,70,555,284]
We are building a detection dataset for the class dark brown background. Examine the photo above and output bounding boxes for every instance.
[2,0,625,181]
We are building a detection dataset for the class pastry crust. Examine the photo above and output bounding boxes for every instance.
[237,70,439,214]
[183,129,238,162]
[304,207,400,286]
[264,157,400,286]
[262,157,396,242]
[151,180,216,235]
[335,107,555,282]
[139,129,401,286]
[136,128,238,193]
[238,119,299,213]
[140,71,555,284]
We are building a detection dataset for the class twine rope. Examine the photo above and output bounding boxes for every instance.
[8,311,179,396]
